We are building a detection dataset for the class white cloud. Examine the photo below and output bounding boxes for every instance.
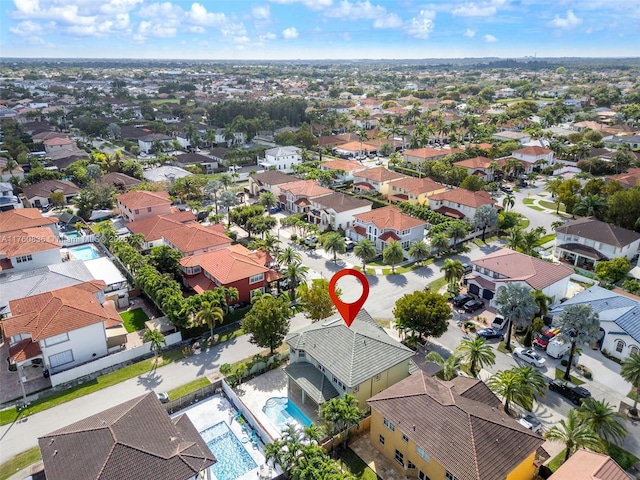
[483,34,497,42]
[188,26,205,33]
[282,27,299,39]
[9,20,43,36]
[186,3,229,27]
[463,28,475,37]
[259,33,277,41]
[269,0,333,10]
[373,14,403,29]
[451,0,508,17]
[549,10,582,29]
[252,5,270,19]
[233,35,251,44]
[406,10,435,39]
[137,20,176,38]
[324,1,384,19]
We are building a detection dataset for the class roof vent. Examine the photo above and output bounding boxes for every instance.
[53,450,58,457]
[412,425,416,431]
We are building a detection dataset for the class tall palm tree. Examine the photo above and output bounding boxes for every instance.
[321,232,345,262]
[143,328,167,360]
[577,398,628,446]
[430,232,450,256]
[425,351,462,381]
[573,194,608,219]
[440,259,465,295]
[219,190,239,227]
[447,222,469,249]
[455,337,496,377]
[545,409,604,463]
[513,366,548,411]
[507,226,525,251]
[204,179,223,214]
[125,233,145,251]
[522,229,541,256]
[353,239,377,272]
[532,289,552,317]
[408,241,430,265]
[502,193,515,211]
[192,301,224,341]
[486,369,531,415]
[285,262,309,302]
[621,352,640,415]
[495,283,538,351]
[277,246,302,267]
[382,240,404,274]
[259,191,277,215]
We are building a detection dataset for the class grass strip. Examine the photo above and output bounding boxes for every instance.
[167,377,211,400]
[337,447,382,480]
[0,446,42,480]
[119,308,150,333]
[554,368,585,385]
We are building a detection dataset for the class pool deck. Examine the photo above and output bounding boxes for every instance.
[177,395,275,480]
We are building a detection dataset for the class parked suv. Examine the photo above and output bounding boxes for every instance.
[452,294,474,307]
[533,327,560,350]
[491,315,506,330]
[549,379,591,405]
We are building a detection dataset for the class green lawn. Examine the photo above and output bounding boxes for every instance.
[554,368,585,385]
[519,217,530,229]
[119,308,150,333]
[428,276,448,292]
[337,447,381,480]
[527,205,545,212]
[536,234,556,246]
[0,446,41,480]
[547,450,565,472]
[539,200,565,213]
[523,198,535,205]
[608,442,640,470]
[167,377,211,400]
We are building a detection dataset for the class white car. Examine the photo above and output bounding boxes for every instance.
[513,347,546,368]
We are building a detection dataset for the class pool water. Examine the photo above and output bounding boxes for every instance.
[262,397,312,432]
[201,422,257,480]
[68,244,100,261]
[65,231,81,238]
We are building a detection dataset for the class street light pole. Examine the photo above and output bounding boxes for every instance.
[18,363,27,404]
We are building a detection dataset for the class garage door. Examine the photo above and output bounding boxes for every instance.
[49,350,74,368]
[482,289,494,300]
[468,284,480,295]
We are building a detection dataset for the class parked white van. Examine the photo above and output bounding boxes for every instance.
[546,337,570,359]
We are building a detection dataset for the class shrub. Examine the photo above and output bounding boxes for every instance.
[584,371,593,380]
[560,359,569,367]
[290,233,298,241]
[463,321,476,331]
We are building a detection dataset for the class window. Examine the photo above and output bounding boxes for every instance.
[49,349,74,368]
[379,435,385,445]
[193,266,201,274]
[416,446,430,462]
[402,434,409,443]
[631,346,640,356]
[400,229,410,235]
[616,340,625,353]
[383,418,395,432]
[394,449,404,466]
[15,255,33,263]
[353,385,359,393]
[147,207,152,213]
[249,273,264,284]
[407,461,416,470]
[298,350,306,358]
[445,472,458,480]
[250,287,264,298]
[45,333,69,347]
[418,471,431,480]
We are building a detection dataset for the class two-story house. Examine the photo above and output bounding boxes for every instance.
[352,167,405,196]
[0,208,59,238]
[511,146,555,169]
[368,370,544,480]
[351,206,427,253]
[22,180,81,208]
[117,190,172,223]
[163,222,231,257]
[428,189,498,222]
[180,244,280,303]
[0,227,61,272]
[279,180,333,214]
[318,159,368,183]
[138,133,172,154]
[468,248,573,305]
[284,309,414,411]
[248,171,297,198]
[0,181,22,211]
[555,217,640,270]
[126,211,197,250]
[174,152,220,175]
[258,146,302,173]
[42,136,75,155]
[307,192,372,231]
[453,156,500,182]
[1,281,122,375]
[387,177,446,204]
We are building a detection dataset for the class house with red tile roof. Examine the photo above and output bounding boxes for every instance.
[1,281,123,375]
[126,211,197,250]
[319,159,368,182]
[352,167,406,196]
[42,136,75,155]
[163,222,231,257]
[350,206,427,253]
[117,190,172,222]
[468,248,572,306]
[387,176,447,204]
[0,158,25,181]
[279,180,333,214]
[453,156,500,182]
[548,450,631,480]
[511,146,555,167]
[606,167,640,189]
[0,227,61,272]
[402,146,464,165]
[307,192,372,231]
[180,244,280,303]
[428,189,498,222]
[0,208,59,236]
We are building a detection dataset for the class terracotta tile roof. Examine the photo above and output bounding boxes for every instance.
[163,223,230,255]
[0,227,60,257]
[127,212,196,242]
[319,159,367,172]
[471,248,572,290]
[180,244,277,284]
[353,182,375,190]
[378,231,400,242]
[403,147,464,159]
[430,189,497,208]
[38,393,216,480]
[335,141,377,153]
[353,167,405,183]
[43,137,74,146]
[513,146,553,156]
[294,197,311,206]
[606,167,640,188]
[116,190,171,210]
[312,192,371,213]
[22,180,80,200]
[354,206,426,231]
[388,176,443,195]
[184,273,216,293]
[353,225,366,236]
[549,450,631,480]
[556,217,640,247]
[280,180,333,198]
[368,370,544,480]
[453,156,494,169]
[434,206,464,219]
[249,170,297,186]
[0,208,58,234]
[8,338,42,363]
[1,281,116,341]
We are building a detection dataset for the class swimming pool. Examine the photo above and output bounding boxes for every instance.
[64,231,81,238]
[262,397,312,432]
[68,244,100,261]
[201,422,257,480]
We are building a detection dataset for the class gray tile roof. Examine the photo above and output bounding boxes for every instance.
[285,309,414,387]
[283,362,339,404]
[312,192,372,213]
[556,217,640,248]
[249,170,297,186]
[38,393,215,480]
[368,371,544,480]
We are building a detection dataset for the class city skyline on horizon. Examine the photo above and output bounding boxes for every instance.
[2,0,639,61]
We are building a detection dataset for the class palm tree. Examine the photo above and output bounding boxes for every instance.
[455,337,496,377]
[621,352,640,415]
[513,366,548,411]
[219,190,239,227]
[532,289,552,317]
[573,194,608,219]
[353,239,377,272]
[447,222,469,249]
[192,301,224,341]
[204,179,223,214]
[502,193,515,211]
[495,283,538,351]
[440,259,465,295]
[429,232,450,256]
[545,409,604,463]
[321,232,345,262]
[259,191,277,215]
[577,398,628,446]
[142,328,167,360]
[285,262,308,302]
[125,233,145,251]
[486,369,531,415]
[408,241,430,265]
[522,229,541,256]
[277,246,302,267]
[425,351,462,381]
[507,227,525,251]
[382,240,404,274]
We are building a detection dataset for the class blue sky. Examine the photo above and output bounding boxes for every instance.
[2,0,639,60]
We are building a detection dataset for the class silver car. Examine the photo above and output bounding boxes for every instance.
[513,347,546,368]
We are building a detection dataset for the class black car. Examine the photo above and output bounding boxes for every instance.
[452,294,474,307]
[463,299,484,313]
[461,263,472,274]
[549,379,591,405]
[500,185,513,194]
[476,328,504,340]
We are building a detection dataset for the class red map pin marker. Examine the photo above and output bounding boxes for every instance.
[328,268,370,328]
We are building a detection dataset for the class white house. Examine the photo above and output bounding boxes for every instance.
[0,182,23,211]
[138,133,173,154]
[510,146,555,168]
[0,227,61,272]
[550,286,640,362]
[468,248,573,306]
[22,180,80,208]
[555,217,640,271]
[307,192,372,231]
[279,180,333,214]
[319,159,368,182]
[259,146,302,173]
[350,206,427,254]
[428,189,498,223]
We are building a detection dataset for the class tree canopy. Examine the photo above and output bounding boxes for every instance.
[393,290,450,341]
[241,294,292,354]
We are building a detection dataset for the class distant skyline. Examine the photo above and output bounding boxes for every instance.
[2,0,639,61]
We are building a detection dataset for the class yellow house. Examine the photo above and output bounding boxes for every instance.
[368,370,544,480]
[283,309,415,410]
[387,176,447,204]
[352,167,406,196]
